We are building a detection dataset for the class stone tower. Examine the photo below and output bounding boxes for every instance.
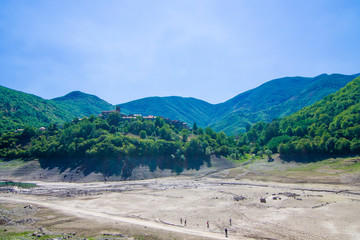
[116,106,121,114]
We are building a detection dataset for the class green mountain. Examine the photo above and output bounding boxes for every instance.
[119,73,359,135]
[52,91,113,118]
[244,75,360,159]
[278,75,360,157]
[0,86,72,132]
[209,73,360,134]
[0,87,114,132]
[120,96,214,127]
[1,73,359,135]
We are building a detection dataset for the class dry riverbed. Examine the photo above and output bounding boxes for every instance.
[1,175,360,240]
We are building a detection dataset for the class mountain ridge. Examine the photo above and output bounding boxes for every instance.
[51,90,113,117]
[208,73,360,134]
[1,73,359,134]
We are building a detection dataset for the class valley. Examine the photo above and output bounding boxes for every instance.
[1,74,360,239]
[2,2,360,239]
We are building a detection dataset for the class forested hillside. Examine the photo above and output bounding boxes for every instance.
[52,91,113,117]
[2,76,360,176]
[120,96,214,127]
[119,73,359,135]
[209,73,360,134]
[0,86,73,132]
[1,73,358,135]
[0,87,114,132]
[240,76,360,161]
[0,114,244,177]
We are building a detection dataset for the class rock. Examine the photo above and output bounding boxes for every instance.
[279,192,300,198]
[233,195,246,201]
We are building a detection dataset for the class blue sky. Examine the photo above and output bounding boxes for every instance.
[1,0,360,104]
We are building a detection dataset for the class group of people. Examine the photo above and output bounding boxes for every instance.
[180,217,187,226]
[181,217,232,237]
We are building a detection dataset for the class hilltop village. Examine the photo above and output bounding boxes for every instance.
[101,106,189,130]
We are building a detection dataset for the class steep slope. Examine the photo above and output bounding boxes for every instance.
[52,91,113,117]
[0,86,73,132]
[0,88,114,133]
[209,73,360,134]
[251,75,360,158]
[120,96,214,127]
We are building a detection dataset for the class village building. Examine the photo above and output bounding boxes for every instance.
[101,106,121,116]
[101,107,189,130]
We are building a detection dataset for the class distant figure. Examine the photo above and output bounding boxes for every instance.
[180,218,182,224]
[229,218,232,226]
[225,228,228,238]
[184,219,187,226]
[207,221,209,228]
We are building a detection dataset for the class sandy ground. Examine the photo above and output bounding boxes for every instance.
[1,175,360,240]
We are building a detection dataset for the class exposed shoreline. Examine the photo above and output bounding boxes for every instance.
[1,156,360,239]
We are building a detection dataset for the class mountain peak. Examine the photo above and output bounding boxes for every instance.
[53,91,91,101]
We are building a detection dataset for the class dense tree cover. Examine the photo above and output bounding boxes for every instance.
[0,86,74,132]
[2,74,359,177]
[120,96,214,127]
[0,86,113,133]
[209,73,359,134]
[0,114,245,177]
[2,73,358,135]
[236,76,360,161]
[117,74,360,135]
[51,91,113,118]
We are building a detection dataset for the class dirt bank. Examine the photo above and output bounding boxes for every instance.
[0,156,236,183]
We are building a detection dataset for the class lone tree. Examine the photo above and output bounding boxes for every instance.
[264,149,272,160]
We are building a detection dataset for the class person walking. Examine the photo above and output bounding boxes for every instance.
[229,218,232,226]
[180,218,182,224]
[207,221,209,228]
[225,228,228,238]
[184,219,187,226]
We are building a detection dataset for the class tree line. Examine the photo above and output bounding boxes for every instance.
[0,114,248,177]
[236,76,360,161]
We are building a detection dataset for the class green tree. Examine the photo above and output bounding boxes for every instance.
[159,125,172,141]
[21,126,37,141]
[155,117,165,128]
[294,126,305,137]
[285,126,293,136]
[108,112,121,126]
[205,146,214,156]
[264,149,272,160]
[140,130,147,139]
[264,121,280,142]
